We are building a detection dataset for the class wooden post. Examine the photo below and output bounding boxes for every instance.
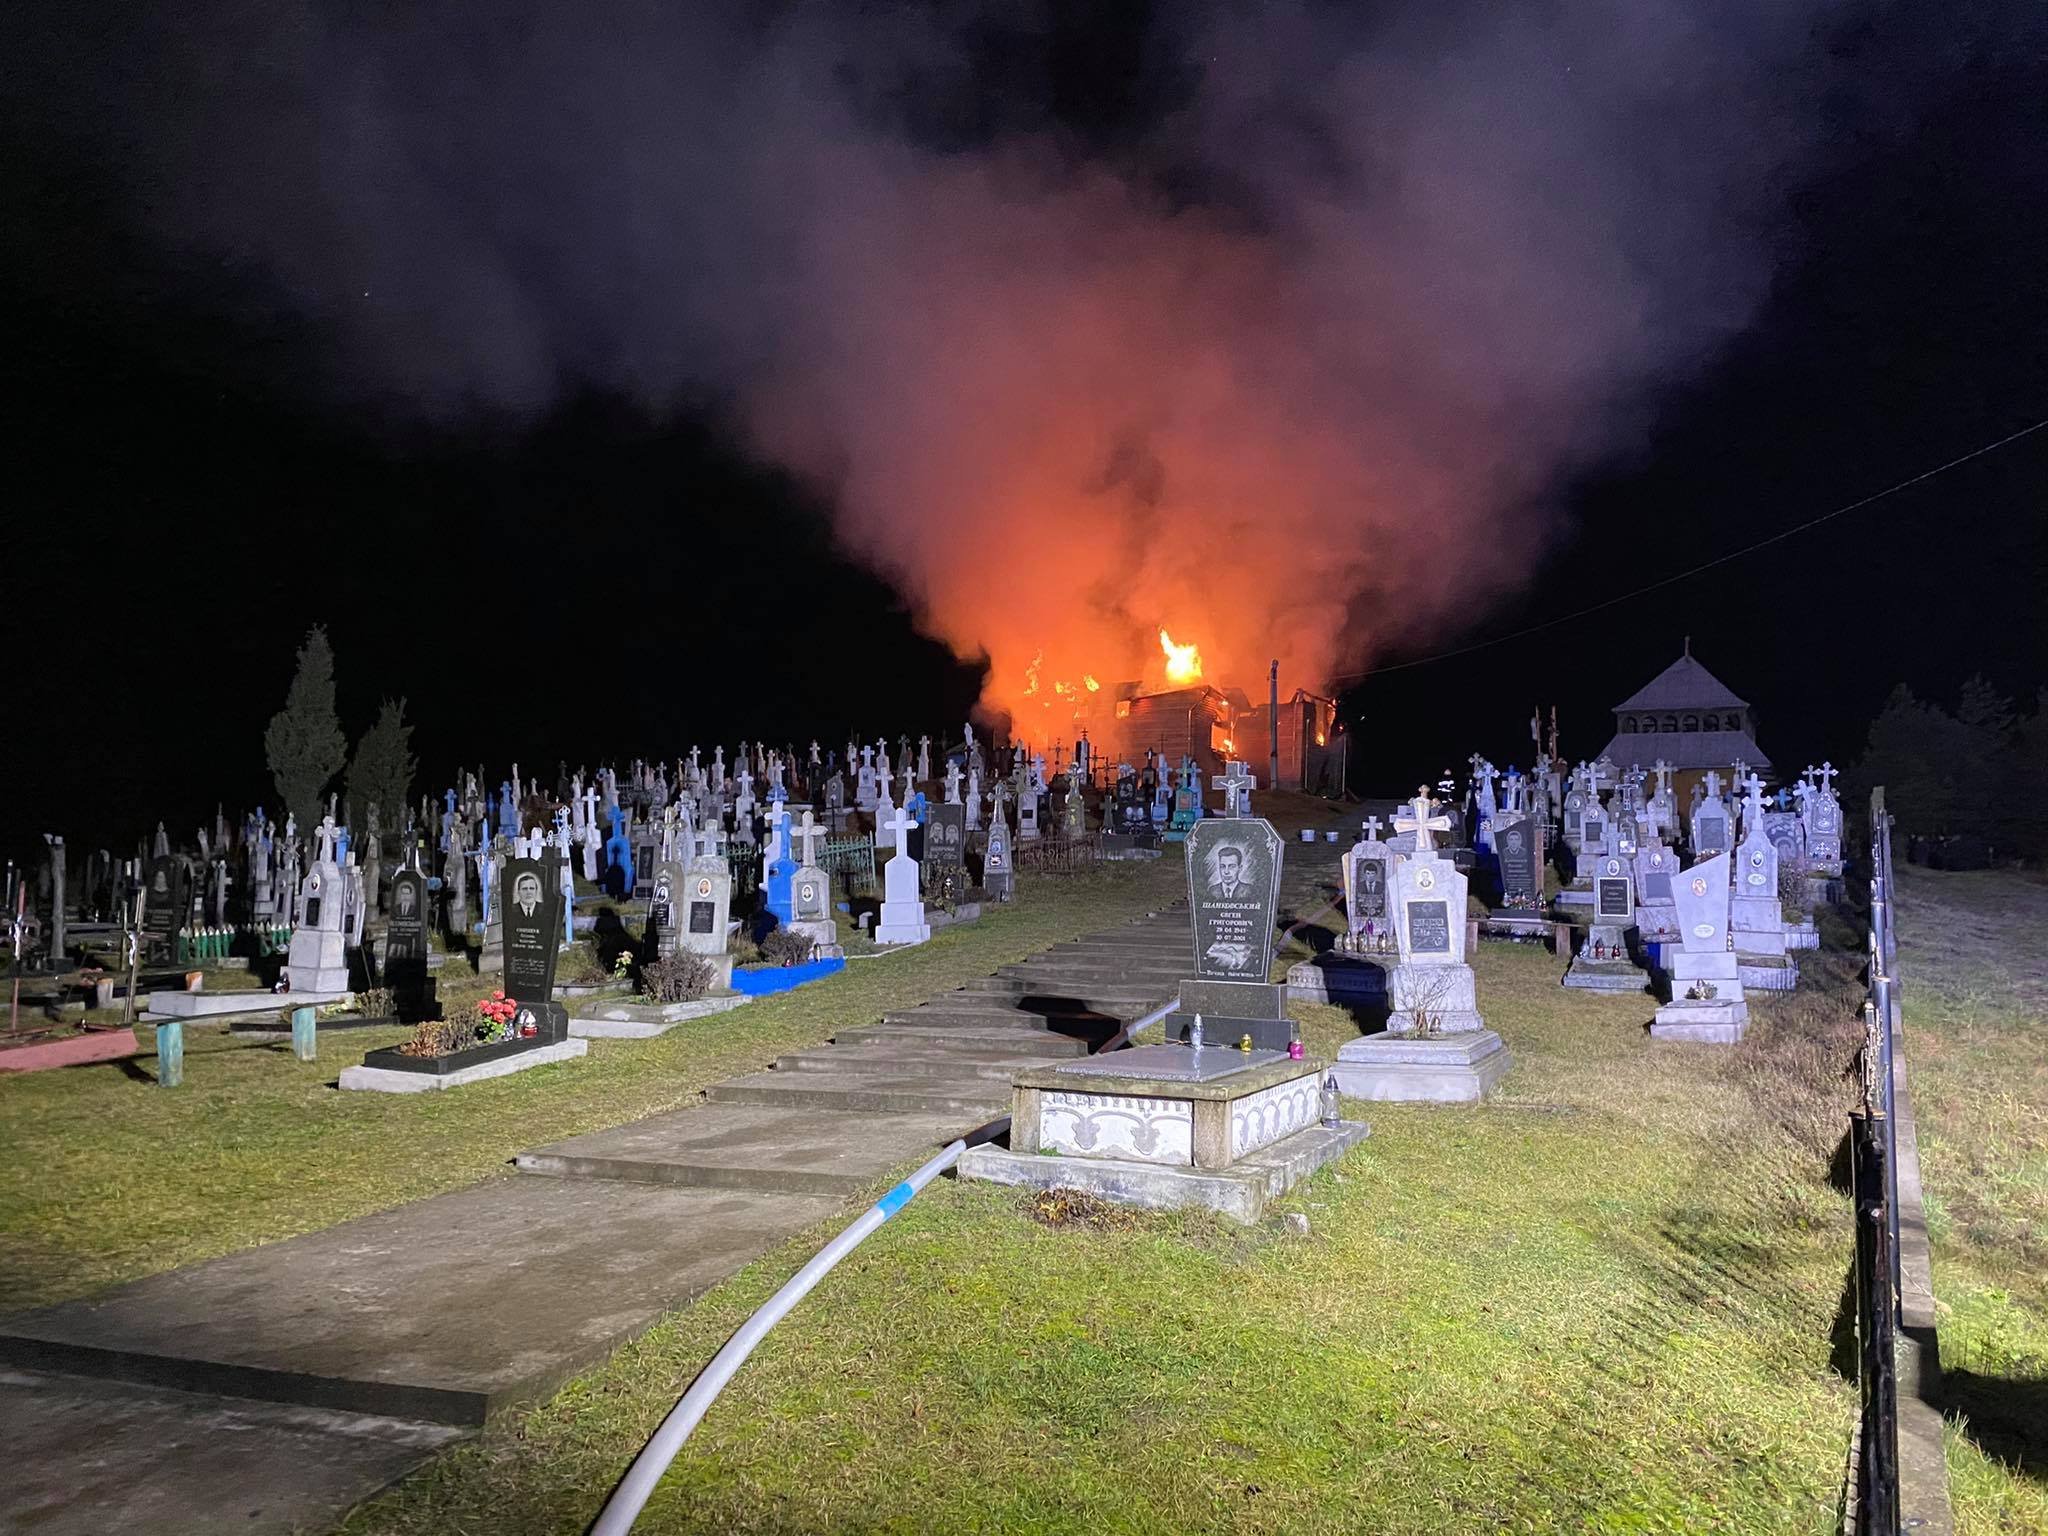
[120,884,150,1027]
[155,1019,183,1087]
[291,1004,317,1062]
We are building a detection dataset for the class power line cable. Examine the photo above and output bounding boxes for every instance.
[1329,416,2048,685]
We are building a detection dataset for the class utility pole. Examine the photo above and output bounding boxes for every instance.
[1268,659,1281,794]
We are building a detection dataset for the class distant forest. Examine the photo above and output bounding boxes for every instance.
[1851,678,2048,864]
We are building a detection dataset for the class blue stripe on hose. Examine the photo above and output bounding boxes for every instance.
[876,1182,915,1218]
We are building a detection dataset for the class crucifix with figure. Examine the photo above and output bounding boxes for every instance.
[1212,761,1256,818]
[1395,788,1452,852]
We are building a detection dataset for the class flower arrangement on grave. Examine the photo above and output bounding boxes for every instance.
[611,949,636,984]
[476,989,520,1042]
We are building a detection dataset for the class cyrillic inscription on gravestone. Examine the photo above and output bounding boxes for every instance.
[1597,876,1634,920]
[1696,814,1727,853]
[1496,814,1538,903]
[1406,898,1452,954]
[1184,817,1283,982]
[386,870,430,963]
[1350,853,1387,919]
[500,856,561,1002]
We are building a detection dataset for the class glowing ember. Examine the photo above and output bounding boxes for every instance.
[1159,629,1203,685]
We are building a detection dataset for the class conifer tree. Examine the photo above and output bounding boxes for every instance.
[345,698,418,851]
[264,626,347,834]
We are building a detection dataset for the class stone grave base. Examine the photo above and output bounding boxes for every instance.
[1332,1029,1511,1103]
[1650,999,1751,1044]
[1283,954,1387,1010]
[1554,885,1593,909]
[1786,918,1820,951]
[1738,955,1800,992]
[569,994,750,1038]
[957,1122,1368,1225]
[144,988,349,1021]
[1562,956,1648,993]
[340,1038,588,1093]
[1386,962,1484,1035]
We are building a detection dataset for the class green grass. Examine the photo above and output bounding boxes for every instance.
[1886,865,2048,1533]
[0,860,1181,1311]
[342,908,1881,1535]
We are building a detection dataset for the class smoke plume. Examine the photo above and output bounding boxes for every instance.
[17,0,1828,725]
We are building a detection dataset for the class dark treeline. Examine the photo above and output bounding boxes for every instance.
[1850,678,2048,864]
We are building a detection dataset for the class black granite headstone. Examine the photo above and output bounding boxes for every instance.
[501,856,562,1020]
[141,856,189,949]
[1350,851,1388,920]
[1186,818,1283,982]
[385,866,437,1020]
[1495,814,1539,905]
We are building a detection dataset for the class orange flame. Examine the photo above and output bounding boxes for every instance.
[1159,629,1203,685]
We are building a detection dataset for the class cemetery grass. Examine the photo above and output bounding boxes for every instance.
[0,859,1183,1312]
[346,923,1877,1534]
[1886,864,2048,1534]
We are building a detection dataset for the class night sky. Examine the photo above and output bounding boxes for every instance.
[3,0,2043,862]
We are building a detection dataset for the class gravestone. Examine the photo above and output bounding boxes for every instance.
[1332,790,1511,1102]
[140,854,190,957]
[1631,838,1683,945]
[1690,771,1732,858]
[1562,852,1648,992]
[385,857,438,1021]
[1651,852,1750,1041]
[1161,817,1293,1052]
[823,772,848,832]
[285,817,352,994]
[873,800,932,945]
[498,854,569,1041]
[922,803,968,905]
[682,841,736,988]
[1487,811,1549,938]
[1729,777,1794,988]
[784,811,842,959]
[981,798,1015,902]
[648,861,684,957]
[1341,822,1395,954]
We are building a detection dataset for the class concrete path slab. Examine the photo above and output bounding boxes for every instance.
[0,1368,463,1536]
[0,1178,841,1424]
[707,1070,1007,1117]
[515,1105,970,1195]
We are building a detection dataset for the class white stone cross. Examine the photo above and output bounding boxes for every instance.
[1816,760,1837,794]
[884,800,916,859]
[944,762,963,804]
[1211,761,1256,818]
[1702,769,1724,801]
[1740,771,1767,827]
[1394,788,1452,852]
[314,814,338,865]
[1361,814,1384,841]
[760,795,788,845]
[1652,759,1673,794]
[794,809,823,867]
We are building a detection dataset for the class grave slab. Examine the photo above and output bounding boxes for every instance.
[0,1178,842,1425]
[958,1122,1369,1224]
[1332,1029,1513,1103]
[569,994,750,1038]
[338,1037,588,1092]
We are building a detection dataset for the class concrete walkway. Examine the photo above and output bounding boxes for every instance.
[1,904,1190,1534]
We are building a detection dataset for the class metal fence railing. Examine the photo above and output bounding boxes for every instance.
[1851,788,1902,1533]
